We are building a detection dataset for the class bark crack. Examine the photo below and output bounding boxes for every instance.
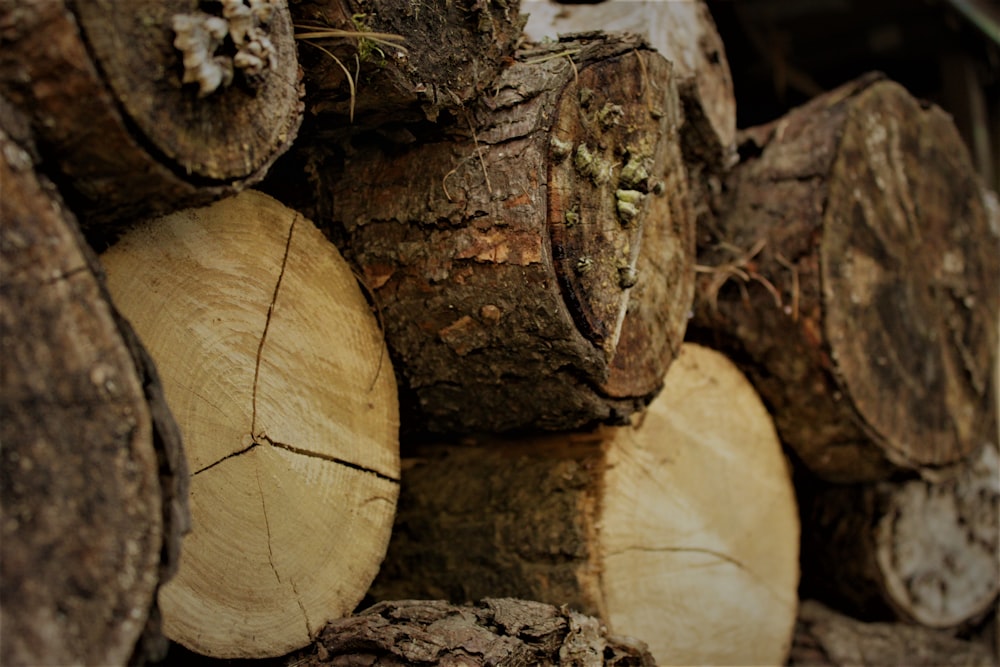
[251,214,297,437]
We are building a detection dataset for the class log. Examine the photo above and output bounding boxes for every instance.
[0,100,187,666]
[289,598,656,666]
[523,0,737,172]
[0,0,302,231]
[100,190,400,658]
[689,73,1000,482]
[321,34,695,434]
[799,440,999,630]
[788,600,997,667]
[290,0,524,128]
[369,343,800,666]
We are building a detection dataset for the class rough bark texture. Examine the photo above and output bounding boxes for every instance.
[101,190,400,659]
[788,600,997,667]
[315,34,694,434]
[0,0,302,232]
[523,0,737,172]
[288,598,655,667]
[799,441,999,630]
[690,73,1000,482]
[369,344,800,666]
[290,0,524,129]
[0,100,188,667]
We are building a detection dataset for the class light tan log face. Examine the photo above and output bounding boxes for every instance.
[101,191,400,658]
[331,36,695,434]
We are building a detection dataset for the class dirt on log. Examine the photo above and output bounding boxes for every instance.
[290,0,524,128]
[788,600,997,667]
[0,101,188,666]
[313,34,694,434]
[0,0,302,231]
[799,440,999,630]
[690,73,1000,483]
[288,598,655,667]
[100,190,400,659]
[368,344,800,666]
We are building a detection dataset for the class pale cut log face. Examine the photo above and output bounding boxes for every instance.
[599,344,800,666]
[548,50,694,398]
[101,191,399,658]
[821,82,999,471]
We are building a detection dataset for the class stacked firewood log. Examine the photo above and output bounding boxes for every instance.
[1,0,996,665]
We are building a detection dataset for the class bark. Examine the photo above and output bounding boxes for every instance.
[799,441,999,630]
[369,344,800,666]
[287,598,656,667]
[689,73,1000,482]
[523,0,737,172]
[290,0,524,129]
[0,0,302,232]
[0,99,187,666]
[314,34,695,434]
[788,600,997,667]
[100,191,400,658]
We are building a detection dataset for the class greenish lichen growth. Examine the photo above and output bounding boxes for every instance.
[616,188,644,226]
[550,136,573,163]
[574,143,611,185]
[597,102,624,130]
[351,13,386,64]
[619,156,650,190]
[564,207,580,228]
[578,87,594,108]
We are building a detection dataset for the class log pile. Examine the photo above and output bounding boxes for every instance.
[1,0,997,665]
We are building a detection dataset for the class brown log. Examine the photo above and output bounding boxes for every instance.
[368,344,800,665]
[523,0,737,172]
[788,600,997,667]
[689,73,1000,482]
[288,598,656,666]
[290,0,523,128]
[0,100,187,666]
[799,440,998,630]
[0,0,302,230]
[318,34,695,434]
[100,191,400,658]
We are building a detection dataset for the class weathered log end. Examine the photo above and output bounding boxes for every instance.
[0,107,184,666]
[0,0,302,229]
[693,74,1000,481]
[331,35,695,434]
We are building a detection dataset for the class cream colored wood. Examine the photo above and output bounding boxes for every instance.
[600,343,800,666]
[101,190,399,658]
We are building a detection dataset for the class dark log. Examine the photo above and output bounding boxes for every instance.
[319,34,695,434]
[288,598,655,666]
[788,600,996,667]
[290,0,524,129]
[799,441,998,630]
[690,73,1000,482]
[523,0,737,172]
[0,99,188,666]
[0,0,302,231]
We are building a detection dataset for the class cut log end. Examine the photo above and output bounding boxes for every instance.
[101,191,400,658]
[821,82,999,472]
[547,50,693,398]
[693,76,999,482]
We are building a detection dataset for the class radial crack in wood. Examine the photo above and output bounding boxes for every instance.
[100,190,400,659]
